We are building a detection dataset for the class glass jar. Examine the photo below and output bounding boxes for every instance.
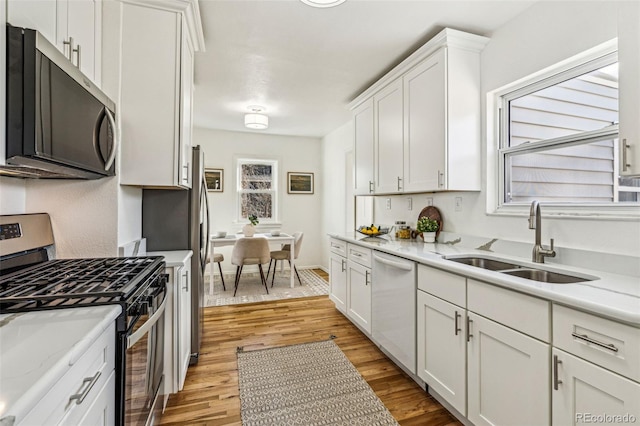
[394,221,411,239]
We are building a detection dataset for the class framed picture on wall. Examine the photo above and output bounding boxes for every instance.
[287,172,314,194]
[205,168,224,192]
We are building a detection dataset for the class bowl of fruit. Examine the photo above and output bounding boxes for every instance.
[356,224,390,237]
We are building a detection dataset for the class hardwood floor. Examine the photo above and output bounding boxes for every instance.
[159,295,460,425]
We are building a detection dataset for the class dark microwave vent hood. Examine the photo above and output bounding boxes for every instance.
[0,162,105,179]
[5,24,117,180]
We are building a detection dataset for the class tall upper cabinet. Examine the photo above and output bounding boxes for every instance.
[118,0,205,189]
[349,28,489,195]
[7,0,102,84]
[618,1,640,177]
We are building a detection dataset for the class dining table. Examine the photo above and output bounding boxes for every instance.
[209,233,296,291]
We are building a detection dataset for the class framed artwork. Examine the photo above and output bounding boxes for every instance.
[205,168,224,192]
[287,172,314,194]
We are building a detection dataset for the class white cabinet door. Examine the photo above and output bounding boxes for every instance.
[552,349,640,425]
[417,290,466,415]
[403,48,446,192]
[619,1,640,177]
[374,79,404,194]
[353,98,375,195]
[7,0,101,84]
[179,26,194,188]
[119,3,187,188]
[177,262,192,391]
[467,312,550,426]
[329,253,347,313]
[346,260,371,334]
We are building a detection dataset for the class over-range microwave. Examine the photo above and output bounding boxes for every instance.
[3,24,117,179]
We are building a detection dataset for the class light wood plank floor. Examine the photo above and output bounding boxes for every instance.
[159,294,460,425]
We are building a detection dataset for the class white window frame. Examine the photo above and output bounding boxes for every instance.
[487,38,640,220]
[235,157,280,225]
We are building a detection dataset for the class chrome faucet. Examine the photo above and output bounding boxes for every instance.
[528,200,556,263]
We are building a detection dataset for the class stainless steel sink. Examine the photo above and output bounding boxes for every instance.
[501,268,590,284]
[446,257,522,271]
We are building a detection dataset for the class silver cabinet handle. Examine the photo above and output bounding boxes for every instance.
[182,270,189,292]
[69,370,102,405]
[454,311,461,336]
[553,354,563,390]
[63,37,74,60]
[104,108,118,170]
[365,270,370,286]
[466,317,473,342]
[341,259,346,272]
[397,176,402,191]
[73,43,81,69]
[622,139,631,172]
[369,181,374,193]
[437,170,444,188]
[571,332,619,352]
[352,252,363,257]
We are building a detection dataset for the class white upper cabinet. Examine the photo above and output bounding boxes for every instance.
[7,0,102,84]
[374,79,404,194]
[353,98,375,195]
[119,0,204,189]
[618,1,640,177]
[349,28,489,194]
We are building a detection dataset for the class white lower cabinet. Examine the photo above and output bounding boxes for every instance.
[163,259,192,404]
[346,259,372,334]
[329,252,347,313]
[552,348,640,425]
[417,290,466,415]
[19,323,116,426]
[467,312,550,426]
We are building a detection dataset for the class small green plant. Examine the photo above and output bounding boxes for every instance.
[248,214,259,226]
[416,217,439,233]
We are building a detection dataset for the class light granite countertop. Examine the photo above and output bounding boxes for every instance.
[0,305,122,425]
[329,232,640,326]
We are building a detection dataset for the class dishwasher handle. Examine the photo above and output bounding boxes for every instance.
[373,253,413,271]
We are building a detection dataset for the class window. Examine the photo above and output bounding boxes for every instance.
[497,49,640,210]
[236,158,278,222]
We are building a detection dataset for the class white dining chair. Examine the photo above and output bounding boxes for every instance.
[268,232,304,287]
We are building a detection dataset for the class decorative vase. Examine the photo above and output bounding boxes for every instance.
[420,232,436,243]
[242,224,256,237]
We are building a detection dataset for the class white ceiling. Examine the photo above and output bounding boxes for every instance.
[193,0,536,138]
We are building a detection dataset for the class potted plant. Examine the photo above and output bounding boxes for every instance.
[243,214,259,237]
[416,217,439,243]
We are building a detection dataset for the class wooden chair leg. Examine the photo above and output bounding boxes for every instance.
[233,265,242,297]
[217,262,226,290]
[258,264,269,294]
[271,260,278,287]
[267,259,273,279]
[287,260,303,285]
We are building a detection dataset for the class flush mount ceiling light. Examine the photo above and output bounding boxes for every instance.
[244,106,269,130]
[300,0,346,8]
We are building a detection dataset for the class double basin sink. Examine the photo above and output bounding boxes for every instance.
[445,256,594,284]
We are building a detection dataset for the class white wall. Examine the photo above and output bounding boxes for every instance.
[320,121,354,268]
[322,1,640,269]
[0,177,26,214]
[194,127,323,272]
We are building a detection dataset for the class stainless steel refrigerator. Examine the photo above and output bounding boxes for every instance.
[142,145,210,365]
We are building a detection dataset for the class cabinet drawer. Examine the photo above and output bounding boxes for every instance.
[468,279,550,342]
[347,244,372,268]
[20,324,116,425]
[553,304,640,381]
[417,264,466,307]
[329,238,347,257]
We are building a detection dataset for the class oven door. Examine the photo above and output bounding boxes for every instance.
[125,283,166,426]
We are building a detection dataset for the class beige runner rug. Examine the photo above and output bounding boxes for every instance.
[236,339,399,425]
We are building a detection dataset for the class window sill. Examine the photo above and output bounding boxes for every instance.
[489,204,640,221]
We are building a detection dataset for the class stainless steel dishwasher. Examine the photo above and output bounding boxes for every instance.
[372,250,417,375]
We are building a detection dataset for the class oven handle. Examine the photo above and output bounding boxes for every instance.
[127,294,167,349]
